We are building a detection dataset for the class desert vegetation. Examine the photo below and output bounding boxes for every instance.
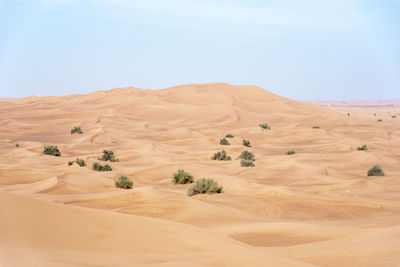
[357,145,368,151]
[286,150,296,155]
[68,158,86,166]
[98,150,119,162]
[242,139,251,147]
[115,175,133,189]
[312,126,320,129]
[15,143,19,147]
[219,137,230,145]
[92,162,112,172]
[70,126,83,134]
[259,123,271,130]
[211,150,231,161]
[187,178,223,196]
[367,165,385,176]
[43,145,61,157]
[225,133,234,138]
[172,169,193,184]
[238,150,255,167]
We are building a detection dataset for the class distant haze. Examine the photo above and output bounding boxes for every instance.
[0,0,399,101]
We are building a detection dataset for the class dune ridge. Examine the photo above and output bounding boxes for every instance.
[1,83,400,266]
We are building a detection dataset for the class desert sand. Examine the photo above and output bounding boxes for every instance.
[1,83,399,266]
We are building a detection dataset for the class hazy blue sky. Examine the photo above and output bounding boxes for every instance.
[0,0,399,100]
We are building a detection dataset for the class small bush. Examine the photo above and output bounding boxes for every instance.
[219,138,230,145]
[172,169,193,184]
[15,143,19,147]
[367,165,384,176]
[92,162,112,171]
[70,126,83,134]
[238,150,255,161]
[75,158,86,167]
[99,150,119,162]
[357,145,368,151]
[286,150,296,155]
[259,123,271,130]
[187,178,223,196]
[240,159,255,167]
[347,113,350,116]
[43,145,61,157]
[377,119,382,122]
[225,133,234,138]
[312,126,320,129]
[211,150,231,161]
[242,139,251,147]
[392,116,397,118]
[68,160,74,166]
[115,175,133,189]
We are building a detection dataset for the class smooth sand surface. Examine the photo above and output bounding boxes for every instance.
[1,83,399,266]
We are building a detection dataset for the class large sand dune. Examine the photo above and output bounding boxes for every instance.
[1,83,399,266]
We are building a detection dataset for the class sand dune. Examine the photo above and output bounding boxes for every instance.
[1,83,399,266]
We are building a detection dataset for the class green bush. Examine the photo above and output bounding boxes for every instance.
[92,162,112,172]
[312,126,320,129]
[367,165,384,176]
[357,145,368,151]
[70,126,83,134]
[98,150,119,162]
[187,178,223,196]
[219,138,230,145]
[259,123,271,130]
[68,160,74,166]
[392,116,397,118]
[225,133,234,138]
[43,145,61,157]
[238,150,255,161]
[15,143,19,147]
[172,169,193,184]
[211,150,231,161]
[75,158,86,167]
[240,159,255,167]
[242,139,251,147]
[377,119,382,122]
[115,175,133,189]
[286,150,296,155]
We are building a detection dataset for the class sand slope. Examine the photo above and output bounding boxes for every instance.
[1,83,400,266]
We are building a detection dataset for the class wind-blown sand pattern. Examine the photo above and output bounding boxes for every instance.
[1,83,399,266]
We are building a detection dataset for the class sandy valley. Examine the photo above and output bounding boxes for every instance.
[1,83,399,266]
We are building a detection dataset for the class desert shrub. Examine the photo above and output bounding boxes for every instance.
[115,175,133,189]
[99,150,119,162]
[286,150,296,155]
[211,150,231,161]
[219,138,230,145]
[15,143,19,147]
[75,158,86,167]
[92,162,112,171]
[392,116,397,118]
[172,169,193,184]
[377,119,382,122]
[225,133,234,138]
[242,139,251,147]
[240,159,255,167]
[259,123,271,130]
[238,150,255,161]
[68,160,74,166]
[187,178,223,196]
[367,165,384,176]
[43,145,61,156]
[347,113,350,116]
[70,126,83,134]
[312,126,320,129]
[357,145,368,151]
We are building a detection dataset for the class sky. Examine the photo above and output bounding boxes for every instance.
[0,0,399,101]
